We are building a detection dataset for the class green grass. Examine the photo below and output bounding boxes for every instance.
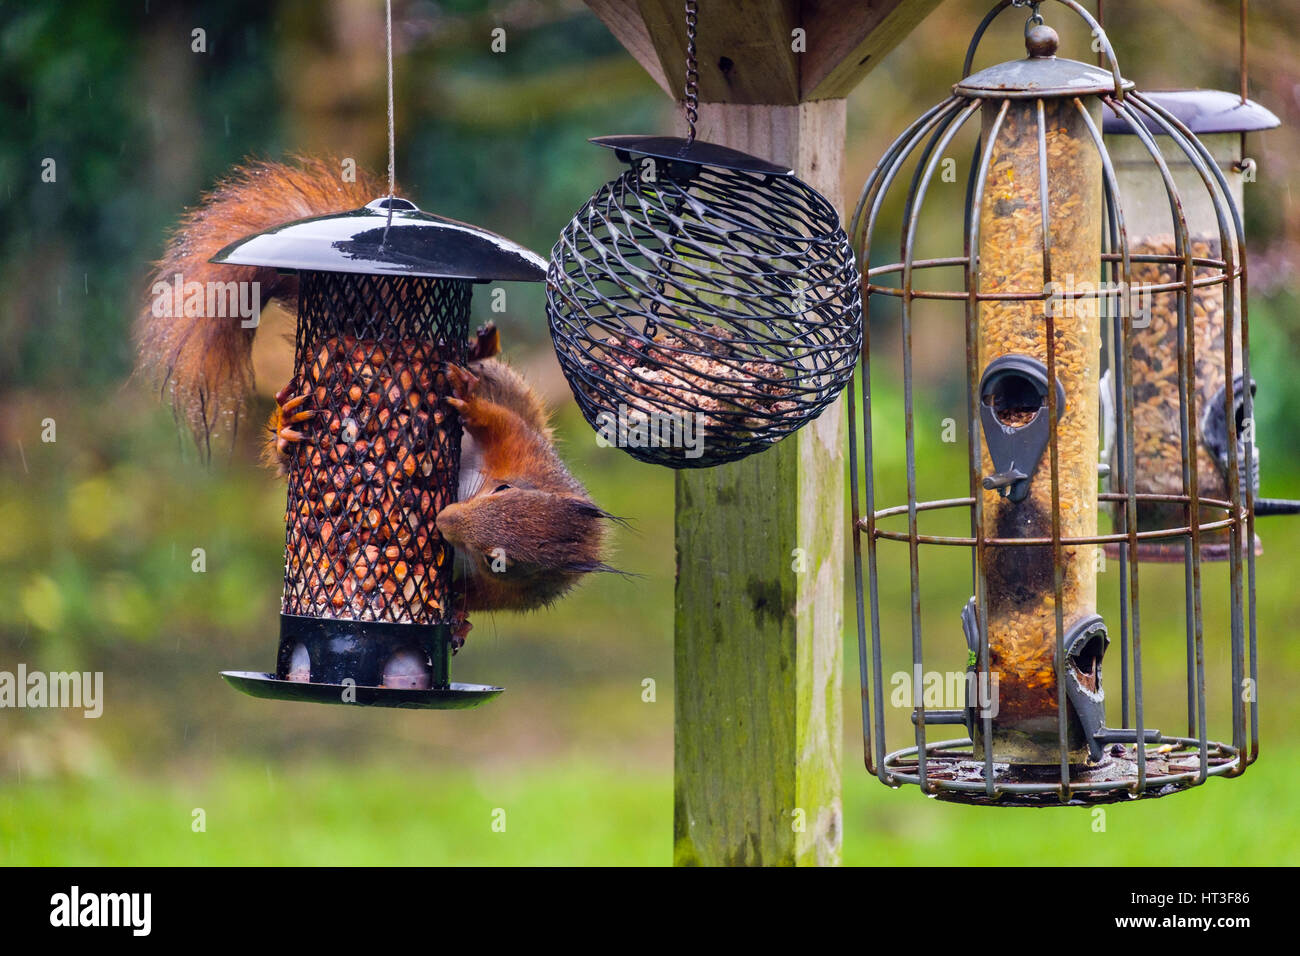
[3,386,1298,867]
[2,748,1293,866]
[0,760,671,866]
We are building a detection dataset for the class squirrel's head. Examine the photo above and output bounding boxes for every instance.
[435,481,614,609]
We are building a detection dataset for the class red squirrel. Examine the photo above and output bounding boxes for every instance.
[135,157,614,634]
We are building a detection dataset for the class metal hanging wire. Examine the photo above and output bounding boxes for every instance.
[384,0,397,236]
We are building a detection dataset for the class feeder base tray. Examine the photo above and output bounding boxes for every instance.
[880,735,1241,806]
[220,671,503,710]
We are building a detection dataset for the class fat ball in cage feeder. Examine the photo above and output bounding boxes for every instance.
[545,0,862,468]
[848,0,1278,804]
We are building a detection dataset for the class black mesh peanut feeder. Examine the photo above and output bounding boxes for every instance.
[547,2,861,468]
[215,198,546,709]
[849,0,1277,804]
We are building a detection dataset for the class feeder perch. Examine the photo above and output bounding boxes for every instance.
[213,196,546,708]
[1101,89,1297,559]
[849,0,1261,804]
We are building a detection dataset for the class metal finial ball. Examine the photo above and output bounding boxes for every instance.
[1025,24,1059,58]
[547,151,862,468]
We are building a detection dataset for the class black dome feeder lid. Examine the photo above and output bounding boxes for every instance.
[591,135,793,177]
[1102,89,1281,135]
[211,196,547,283]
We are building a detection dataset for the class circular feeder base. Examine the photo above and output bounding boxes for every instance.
[881,735,1240,806]
[220,671,503,710]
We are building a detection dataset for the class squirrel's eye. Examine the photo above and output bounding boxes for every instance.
[492,483,511,494]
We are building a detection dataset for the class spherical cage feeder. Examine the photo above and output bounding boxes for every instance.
[547,135,862,468]
[848,0,1258,805]
[214,197,547,708]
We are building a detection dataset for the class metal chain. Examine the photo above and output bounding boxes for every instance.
[1012,0,1043,26]
[683,0,699,144]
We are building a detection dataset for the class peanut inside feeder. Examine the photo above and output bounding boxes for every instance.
[282,273,466,628]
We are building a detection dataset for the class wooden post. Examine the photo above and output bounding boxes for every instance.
[583,0,942,867]
[673,100,846,867]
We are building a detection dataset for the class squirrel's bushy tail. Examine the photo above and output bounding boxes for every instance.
[135,156,383,452]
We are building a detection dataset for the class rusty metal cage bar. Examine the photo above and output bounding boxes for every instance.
[850,94,971,781]
[847,0,1255,804]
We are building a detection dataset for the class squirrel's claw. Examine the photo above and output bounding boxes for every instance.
[444,363,480,402]
[275,427,309,460]
[449,603,472,652]
[279,392,310,414]
[444,365,487,428]
[267,382,316,474]
[272,383,315,431]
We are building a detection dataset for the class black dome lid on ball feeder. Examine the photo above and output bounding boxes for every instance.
[214,195,544,710]
[588,134,795,178]
[546,1,861,469]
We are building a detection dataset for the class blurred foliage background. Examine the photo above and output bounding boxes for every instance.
[1,0,1298,865]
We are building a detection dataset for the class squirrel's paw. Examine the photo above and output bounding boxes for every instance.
[444,363,480,401]
[444,364,485,425]
[268,382,316,467]
[467,322,500,363]
[449,604,472,652]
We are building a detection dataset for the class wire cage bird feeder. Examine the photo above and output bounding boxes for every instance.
[1101,88,1297,559]
[546,1,861,468]
[214,197,546,709]
[849,0,1262,804]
